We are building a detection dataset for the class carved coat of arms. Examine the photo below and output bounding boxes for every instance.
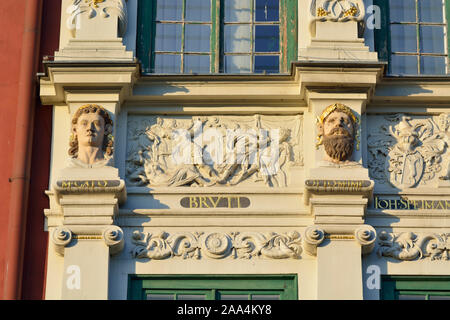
[368,114,448,189]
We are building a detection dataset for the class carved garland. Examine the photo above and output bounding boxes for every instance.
[131,231,303,260]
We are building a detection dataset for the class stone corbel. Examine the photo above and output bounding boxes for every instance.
[51,225,124,256]
[303,224,376,256]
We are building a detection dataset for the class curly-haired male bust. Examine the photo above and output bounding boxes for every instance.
[67,104,114,168]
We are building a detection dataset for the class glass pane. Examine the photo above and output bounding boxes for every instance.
[220,295,249,300]
[252,295,280,300]
[255,0,279,22]
[224,55,252,73]
[419,26,445,54]
[420,56,446,74]
[429,295,450,300]
[185,24,211,52]
[147,294,175,300]
[224,0,252,22]
[255,25,279,52]
[389,0,416,22]
[390,54,418,75]
[155,23,182,52]
[225,25,251,53]
[398,294,426,300]
[390,25,417,53]
[156,0,182,21]
[184,55,211,73]
[185,0,211,22]
[177,294,206,300]
[154,54,181,73]
[254,55,279,73]
[419,0,444,23]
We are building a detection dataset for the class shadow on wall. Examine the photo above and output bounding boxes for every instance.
[133,84,190,97]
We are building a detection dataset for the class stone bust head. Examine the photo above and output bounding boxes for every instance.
[69,104,113,166]
[317,103,358,163]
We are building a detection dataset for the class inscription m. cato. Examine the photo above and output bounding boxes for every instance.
[374,197,450,210]
[180,196,250,209]
[57,180,121,190]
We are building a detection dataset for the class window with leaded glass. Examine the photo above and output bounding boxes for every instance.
[137,0,298,74]
[375,0,450,75]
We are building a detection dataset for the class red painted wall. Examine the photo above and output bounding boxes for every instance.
[0,0,60,299]
[21,0,61,300]
[0,0,27,300]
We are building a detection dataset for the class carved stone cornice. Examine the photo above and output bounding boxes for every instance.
[377,231,450,261]
[131,231,303,260]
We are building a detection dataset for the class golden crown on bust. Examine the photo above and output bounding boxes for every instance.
[317,103,358,125]
[316,103,360,151]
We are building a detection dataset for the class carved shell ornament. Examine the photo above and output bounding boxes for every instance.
[310,0,365,36]
[66,0,128,37]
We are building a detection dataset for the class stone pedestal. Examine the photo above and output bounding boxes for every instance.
[299,0,378,62]
[51,166,126,300]
[55,0,132,61]
[304,166,376,300]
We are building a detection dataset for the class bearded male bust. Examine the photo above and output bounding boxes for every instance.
[316,103,359,167]
[67,104,114,168]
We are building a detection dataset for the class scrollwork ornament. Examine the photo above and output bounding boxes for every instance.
[377,231,450,261]
[303,226,325,256]
[102,225,124,256]
[131,230,303,261]
[51,227,73,256]
[354,225,376,255]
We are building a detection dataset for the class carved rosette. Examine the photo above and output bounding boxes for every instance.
[303,226,325,256]
[51,227,73,256]
[131,231,303,260]
[102,225,124,256]
[377,231,450,261]
[201,233,233,259]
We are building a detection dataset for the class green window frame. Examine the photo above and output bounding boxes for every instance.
[136,0,298,74]
[381,276,450,300]
[374,0,450,75]
[128,274,298,300]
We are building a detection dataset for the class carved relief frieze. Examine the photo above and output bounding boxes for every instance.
[367,114,448,189]
[377,231,450,261]
[130,231,303,260]
[126,115,303,188]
